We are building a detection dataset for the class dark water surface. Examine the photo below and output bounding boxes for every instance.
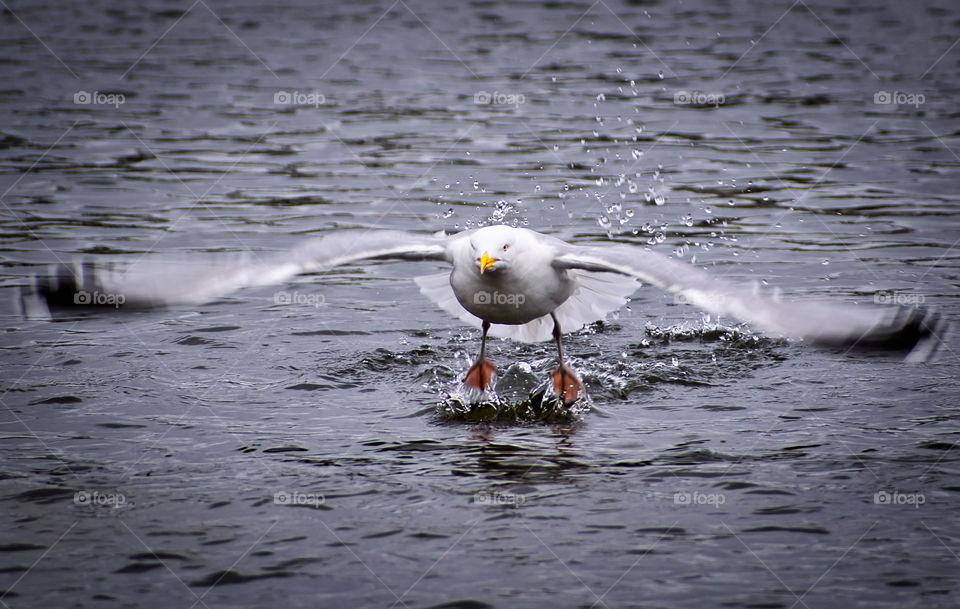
[1,1,959,607]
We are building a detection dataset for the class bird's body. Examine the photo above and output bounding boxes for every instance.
[415,226,640,344]
[449,227,576,325]
[27,224,946,403]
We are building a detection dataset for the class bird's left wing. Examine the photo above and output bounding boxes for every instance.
[552,241,946,360]
[26,230,450,311]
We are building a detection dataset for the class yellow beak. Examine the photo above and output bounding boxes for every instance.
[479,251,498,274]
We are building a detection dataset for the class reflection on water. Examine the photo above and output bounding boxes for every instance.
[1,0,959,607]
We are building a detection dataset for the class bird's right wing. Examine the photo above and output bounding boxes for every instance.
[26,230,451,311]
[552,242,946,360]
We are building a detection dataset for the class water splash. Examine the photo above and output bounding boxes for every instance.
[437,383,589,424]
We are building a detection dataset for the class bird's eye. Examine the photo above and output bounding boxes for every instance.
[502,244,509,251]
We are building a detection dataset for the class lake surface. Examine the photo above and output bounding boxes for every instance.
[1,0,959,607]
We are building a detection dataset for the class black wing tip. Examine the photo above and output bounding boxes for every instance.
[872,307,939,350]
[815,306,950,362]
[17,262,143,318]
[902,308,951,363]
[28,262,85,307]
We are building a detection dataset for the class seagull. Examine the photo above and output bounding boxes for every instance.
[26,225,944,403]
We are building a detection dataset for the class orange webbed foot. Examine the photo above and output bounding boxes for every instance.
[465,358,497,392]
[550,364,585,405]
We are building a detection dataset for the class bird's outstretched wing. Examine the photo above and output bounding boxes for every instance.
[552,242,946,361]
[24,230,450,313]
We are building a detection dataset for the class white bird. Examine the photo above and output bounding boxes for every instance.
[26,225,944,403]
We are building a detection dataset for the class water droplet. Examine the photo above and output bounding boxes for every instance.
[442,208,454,218]
[646,188,664,205]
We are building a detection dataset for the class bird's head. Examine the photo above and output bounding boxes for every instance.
[471,226,518,275]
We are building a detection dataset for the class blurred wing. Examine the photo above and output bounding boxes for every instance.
[29,230,450,310]
[553,243,946,359]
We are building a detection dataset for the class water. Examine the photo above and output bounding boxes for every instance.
[1,1,959,607]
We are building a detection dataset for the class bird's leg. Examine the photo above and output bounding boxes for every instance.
[465,320,497,392]
[549,313,585,404]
